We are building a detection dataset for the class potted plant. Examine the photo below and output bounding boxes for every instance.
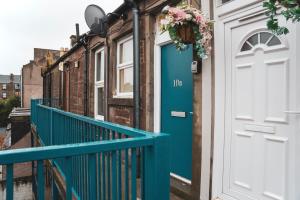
[264,0,300,35]
[160,1,213,59]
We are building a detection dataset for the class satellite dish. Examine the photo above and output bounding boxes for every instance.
[84,4,108,37]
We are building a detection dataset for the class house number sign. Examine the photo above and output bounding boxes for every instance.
[173,79,183,87]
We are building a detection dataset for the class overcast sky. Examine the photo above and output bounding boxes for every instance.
[0,0,123,75]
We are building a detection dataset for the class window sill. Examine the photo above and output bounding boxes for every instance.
[113,94,133,99]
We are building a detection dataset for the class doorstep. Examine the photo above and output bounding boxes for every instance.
[170,175,192,200]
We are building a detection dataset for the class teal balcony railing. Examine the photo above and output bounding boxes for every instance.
[0,99,170,200]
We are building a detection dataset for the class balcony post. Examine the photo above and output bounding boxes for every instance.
[50,108,53,145]
[143,134,170,200]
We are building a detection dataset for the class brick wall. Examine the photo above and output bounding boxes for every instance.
[22,62,43,108]
[42,0,179,130]
[0,81,20,100]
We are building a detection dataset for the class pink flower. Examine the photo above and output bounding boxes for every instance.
[169,7,186,21]
[195,15,203,24]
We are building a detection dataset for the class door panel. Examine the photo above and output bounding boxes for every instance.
[223,15,297,200]
[161,44,193,180]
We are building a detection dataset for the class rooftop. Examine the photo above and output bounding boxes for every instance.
[0,74,21,84]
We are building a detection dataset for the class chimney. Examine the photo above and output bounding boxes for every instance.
[70,35,77,48]
[60,47,65,57]
[76,23,80,41]
[10,73,14,82]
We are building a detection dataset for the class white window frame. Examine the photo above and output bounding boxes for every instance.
[2,92,7,99]
[15,83,20,90]
[2,84,6,90]
[115,35,133,98]
[94,48,105,121]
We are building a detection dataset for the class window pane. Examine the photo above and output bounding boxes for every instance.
[247,34,258,46]
[260,32,272,44]
[96,50,105,82]
[97,87,104,116]
[267,36,281,46]
[241,42,252,52]
[100,51,105,81]
[119,39,133,64]
[119,67,133,93]
[96,53,101,81]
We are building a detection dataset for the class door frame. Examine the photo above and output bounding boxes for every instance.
[212,0,263,200]
[154,30,192,184]
[212,1,291,199]
[94,47,105,121]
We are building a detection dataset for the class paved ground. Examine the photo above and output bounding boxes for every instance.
[170,193,185,200]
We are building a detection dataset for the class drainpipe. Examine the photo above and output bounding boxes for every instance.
[127,0,140,129]
[83,47,89,116]
[78,24,89,116]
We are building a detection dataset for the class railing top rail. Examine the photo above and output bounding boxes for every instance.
[0,136,160,165]
[36,103,162,138]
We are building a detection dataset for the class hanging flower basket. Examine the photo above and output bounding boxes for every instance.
[177,24,195,43]
[160,1,213,59]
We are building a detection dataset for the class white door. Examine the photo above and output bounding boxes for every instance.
[221,13,299,200]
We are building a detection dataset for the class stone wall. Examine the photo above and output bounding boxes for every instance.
[0,178,33,200]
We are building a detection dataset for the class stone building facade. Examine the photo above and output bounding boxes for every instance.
[21,48,60,108]
[42,0,204,199]
[0,74,20,100]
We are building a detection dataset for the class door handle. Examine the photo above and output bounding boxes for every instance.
[189,112,193,115]
[171,111,186,117]
[284,111,300,114]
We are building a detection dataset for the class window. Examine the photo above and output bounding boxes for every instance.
[116,36,133,97]
[2,84,6,90]
[15,84,20,90]
[222,0,232,3]
[241,32,282,52]
[2,92,7,99]
[95,48,105,120]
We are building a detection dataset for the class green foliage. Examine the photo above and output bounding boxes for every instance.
[0,96,21,127]
[264,0,300,35]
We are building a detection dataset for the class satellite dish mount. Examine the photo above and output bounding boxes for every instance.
[84,4,108,37]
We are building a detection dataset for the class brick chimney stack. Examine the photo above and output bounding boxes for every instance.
[10,73,14,82]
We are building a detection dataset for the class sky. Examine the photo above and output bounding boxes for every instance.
[0,0,123,75]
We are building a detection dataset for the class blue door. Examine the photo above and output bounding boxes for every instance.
[161,44,193,180]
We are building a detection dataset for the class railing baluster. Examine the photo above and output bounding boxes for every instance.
[84,122,88,200]
[89,153,97,200]
[141,147,144,200]
[102,129,106,200]
[131,148,137,200]
[6,164,13,200]
[37,160,44,200]
[125,147,129,200]
[107,130,111,200]
[65,156,72,200]
[51,172,59,199]
[97,127,102,200]
[118,133,122,200]
[112,150,117,200]
[98,151,102,200]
